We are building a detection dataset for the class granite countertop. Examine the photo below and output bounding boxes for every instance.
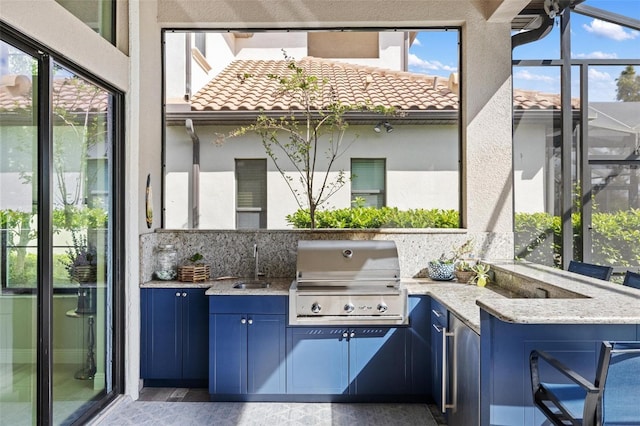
[475,261,640,326]
[405,261,640,332]
[141,277,291,295]
[140,262,640,335]
[403,278,487,333]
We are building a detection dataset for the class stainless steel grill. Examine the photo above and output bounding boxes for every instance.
[289,240,407,325]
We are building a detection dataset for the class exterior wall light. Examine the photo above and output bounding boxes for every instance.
[374,122,393,133]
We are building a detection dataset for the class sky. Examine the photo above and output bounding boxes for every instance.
[409,0,640,102]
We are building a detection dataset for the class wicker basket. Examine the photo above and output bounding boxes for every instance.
[178,264,211,282]
[73,265,97,283]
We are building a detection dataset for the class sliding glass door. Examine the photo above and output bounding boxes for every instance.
[0,40,38,426]
[1,27,123,425]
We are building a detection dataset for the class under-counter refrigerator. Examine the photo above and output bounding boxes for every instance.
[445,313,480,426]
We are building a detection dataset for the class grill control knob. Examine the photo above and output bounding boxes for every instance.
[311,302,322,314]
[377,303,388,313]
[344,303,355,313]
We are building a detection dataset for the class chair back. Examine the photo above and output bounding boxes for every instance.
[601,341,640,424]
[622,271,640,290]
[568,260,613,281]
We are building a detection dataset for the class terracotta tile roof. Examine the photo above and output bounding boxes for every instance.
[0,77,109,113]
[513,89,580,110]
[190,57,459,112]
[191,57,575,113]
[0,63,575,115]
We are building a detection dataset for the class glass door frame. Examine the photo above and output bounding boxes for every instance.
[0,22,125,425]
[513,7,640,271]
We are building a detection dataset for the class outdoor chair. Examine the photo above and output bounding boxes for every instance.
[567,260,613,281]
[530,341,640,426]
[622,270,640,290]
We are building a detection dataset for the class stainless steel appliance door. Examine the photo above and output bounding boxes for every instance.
[447,314,480,426]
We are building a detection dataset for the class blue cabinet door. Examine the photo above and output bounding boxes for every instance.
[141,289,182,379]
[182,288,209,380]
[247,315,286,394]
[209,296,287,396]
[209,313,247,394]
[349,327,410,395]
[287,328,349,394]
[430,299,447,411]
[480,310,638,426]
[409,296,431,395]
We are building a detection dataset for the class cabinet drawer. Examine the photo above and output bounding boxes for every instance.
[209,295,286,314]
[431,298,447,327]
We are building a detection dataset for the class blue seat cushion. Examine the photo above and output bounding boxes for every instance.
[540,382,586,420]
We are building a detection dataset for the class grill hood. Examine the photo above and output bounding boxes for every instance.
[295,240,400,284]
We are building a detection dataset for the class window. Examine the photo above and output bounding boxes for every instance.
[163,29,461,229]
[513,4,640,272]
[55,0,115,44]
[351,159,386,208]
[236,159,267,228]
[194,32,206,55]
[0,26,124,424]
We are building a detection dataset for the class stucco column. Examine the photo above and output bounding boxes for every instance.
[461,18,514,234]
[127,0,164,400]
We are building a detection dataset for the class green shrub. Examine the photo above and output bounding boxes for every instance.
[290,207,640,269]
[515,209,640,268]
[286,207,460,229]
[7,251,72,288]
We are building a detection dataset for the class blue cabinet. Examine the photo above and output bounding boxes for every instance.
[286,328,349,395]
[408,295,431,395]
[480,310,638,426]
[350,327,410,395]
[286,326,410,398]
[430,298,447,411]
[209,296,286,397]
[140,288,208,386]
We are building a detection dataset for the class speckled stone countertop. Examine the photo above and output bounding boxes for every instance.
[407,260,640,333]
[140,261,640,336]
[403,278,487,333]
[475,261,640,327]
[141,277,292,294]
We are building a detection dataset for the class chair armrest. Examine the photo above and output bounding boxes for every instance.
[530,349,599,394]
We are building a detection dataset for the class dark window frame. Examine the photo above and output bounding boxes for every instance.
[351,158,387,208]
[0,21,125,425]
[512,6,640,271]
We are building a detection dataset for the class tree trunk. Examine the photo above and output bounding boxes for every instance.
[309,204,316,229]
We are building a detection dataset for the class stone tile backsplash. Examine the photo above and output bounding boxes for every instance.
[140,229,513,283]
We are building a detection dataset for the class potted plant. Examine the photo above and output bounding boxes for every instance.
[454,258,477,284]
[61,233,97,284]
[428,239,474,281]
[60,232,98,313]
[470,263,491,287]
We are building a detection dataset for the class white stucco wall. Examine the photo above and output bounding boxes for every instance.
[513,122,548,213]
[165,124,460,228]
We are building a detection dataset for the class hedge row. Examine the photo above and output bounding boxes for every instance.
[288,207,640,268]
[286,207,460,229]
[514,210,640,268]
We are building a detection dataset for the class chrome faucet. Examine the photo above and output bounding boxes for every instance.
[253,244,259,281]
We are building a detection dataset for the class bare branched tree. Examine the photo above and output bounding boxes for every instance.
[228,52,392,228]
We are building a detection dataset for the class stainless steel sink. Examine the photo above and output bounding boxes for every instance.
[232,280,271,289]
